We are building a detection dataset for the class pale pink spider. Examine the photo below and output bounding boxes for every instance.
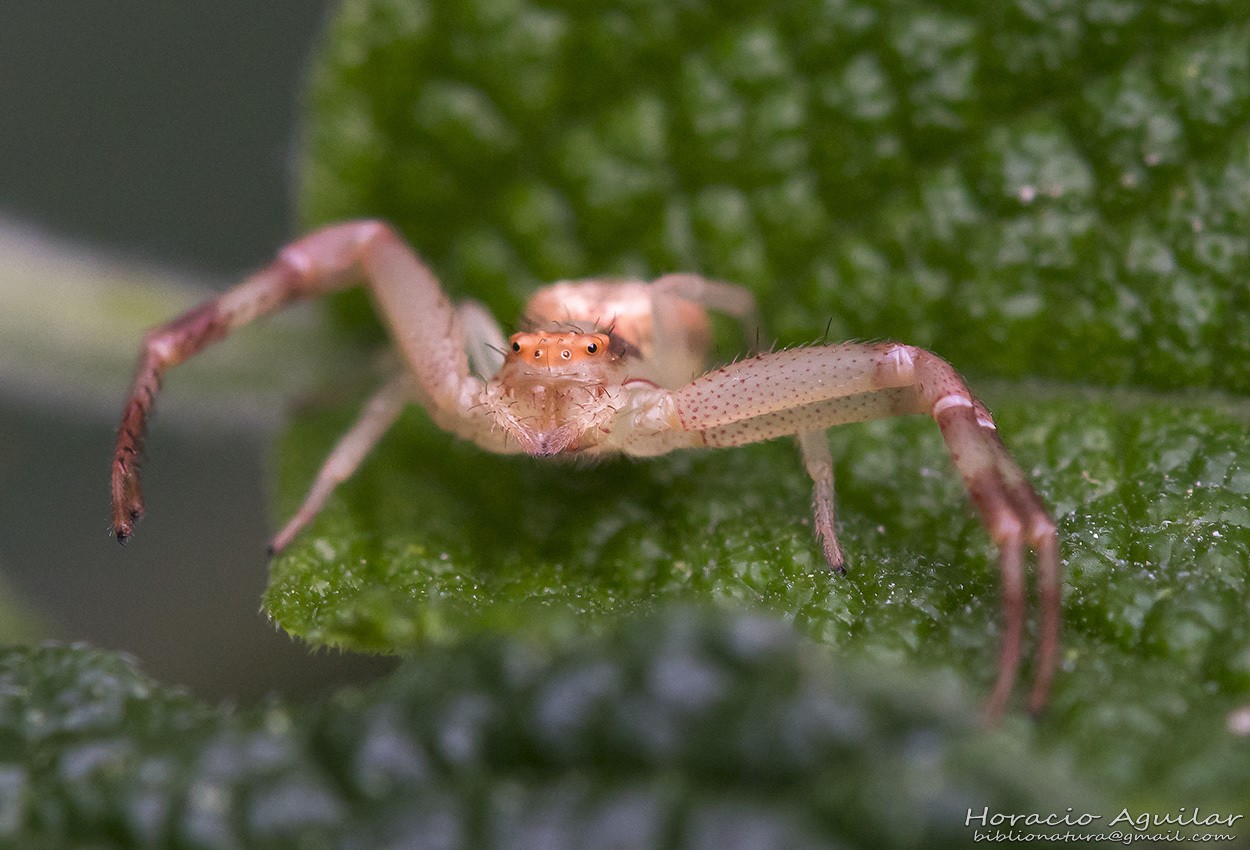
[112,220,1060,720]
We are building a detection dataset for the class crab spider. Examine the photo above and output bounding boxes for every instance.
[112,219,1060,721]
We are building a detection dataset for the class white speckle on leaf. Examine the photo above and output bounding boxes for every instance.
[1227,706,1250,736]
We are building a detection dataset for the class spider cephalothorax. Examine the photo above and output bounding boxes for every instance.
[112,219,1060,722]
[485,331,625,456]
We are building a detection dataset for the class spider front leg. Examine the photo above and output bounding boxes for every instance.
[267,299,509,554]
[267,373,412,555]
[656,342,1059,720]
[113,220,493,546]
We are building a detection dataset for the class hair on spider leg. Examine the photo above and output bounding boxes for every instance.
[821,317,834,346]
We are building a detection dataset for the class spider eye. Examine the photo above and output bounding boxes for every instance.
[560,349,571,360]
[511,342,521,352]
[533,349,543,358]
[586,342,598,354]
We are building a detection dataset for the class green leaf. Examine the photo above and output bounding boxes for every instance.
[268,386,1250,801]
[301,0,1250,392]
[0,611,1097,848]
[273,0,1250,809]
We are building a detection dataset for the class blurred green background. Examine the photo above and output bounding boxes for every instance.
[0,3,398,699]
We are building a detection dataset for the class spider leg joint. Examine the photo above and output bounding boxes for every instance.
[931,393,975,418]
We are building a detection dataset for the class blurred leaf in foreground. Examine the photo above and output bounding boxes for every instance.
[0,611,1094,848]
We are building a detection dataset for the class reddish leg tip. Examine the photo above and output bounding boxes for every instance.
[268,526,295,557]
[112,506,141,543]
[827,554,847,576]
[819,539,847,575]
